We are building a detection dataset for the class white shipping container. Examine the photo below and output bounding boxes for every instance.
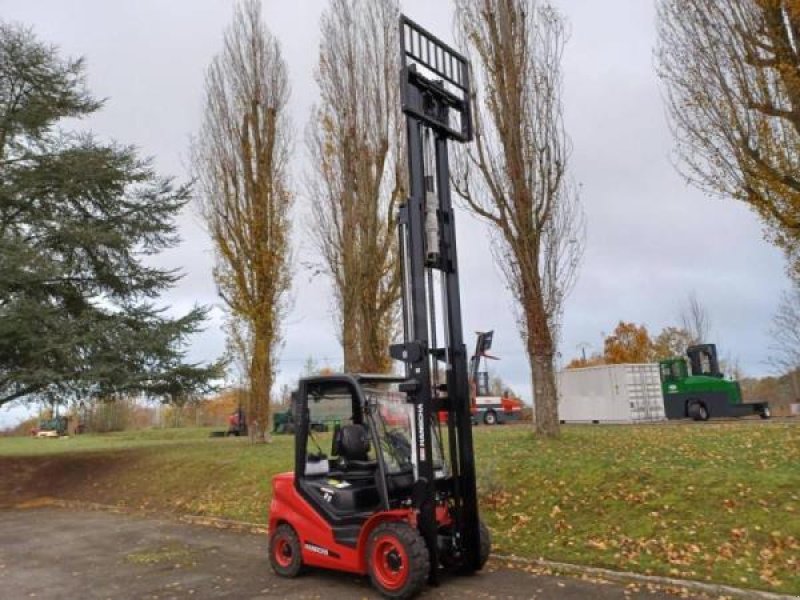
[557,364,665,423]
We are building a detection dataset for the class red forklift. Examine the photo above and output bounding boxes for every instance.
[267,16,489,598]
[468,331,524,425]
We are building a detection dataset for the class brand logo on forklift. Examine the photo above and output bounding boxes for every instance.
[303,542,340,559]
[304,542,329,556]
[416,403,426,461]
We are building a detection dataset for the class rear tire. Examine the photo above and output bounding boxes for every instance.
[483,410,497,426]
[269,524,303,578]
[367,522,429,599]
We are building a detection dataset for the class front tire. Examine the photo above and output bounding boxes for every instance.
[483,410,497,426]
[688,401,709,422]
[367,522,429,599]
[477,520,491,570]
[269,524,303,577]
[760,406,771,419]
[439,519,492,573]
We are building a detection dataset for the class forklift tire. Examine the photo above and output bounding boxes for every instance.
[478,520,491,570]
[367,522,429,599]
[269,524,303,578]
[483,410,497,426]
[442,519,492,573]
[688,401,709,422]
[760,406,771,419]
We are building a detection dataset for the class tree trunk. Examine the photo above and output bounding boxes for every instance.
[250,330,272,443]
[342,308,359,372]
[525,296,560,438]
[529,353,558,437]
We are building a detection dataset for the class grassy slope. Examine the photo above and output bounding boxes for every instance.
[1,422,798,594]
[474,424,799,594]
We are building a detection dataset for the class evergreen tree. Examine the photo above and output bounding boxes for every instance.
[0,22,217,407]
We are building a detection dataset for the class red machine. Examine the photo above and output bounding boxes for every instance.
[268,16,489,599]
[438,330,523,425]
[468,331,524,425]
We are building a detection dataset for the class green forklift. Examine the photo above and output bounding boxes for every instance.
[660,343,770,421]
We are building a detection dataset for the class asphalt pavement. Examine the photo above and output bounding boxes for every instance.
[0,507,694,599]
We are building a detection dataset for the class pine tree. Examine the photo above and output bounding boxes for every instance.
[0,22,218,407]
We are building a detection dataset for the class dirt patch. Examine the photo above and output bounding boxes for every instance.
[0,450,144,508]
[125,542,200,567]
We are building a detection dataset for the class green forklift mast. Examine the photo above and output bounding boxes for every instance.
[686,344,722,378]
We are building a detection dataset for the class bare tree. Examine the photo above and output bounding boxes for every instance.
[192,0,293,442]
[652,326,694,359]
[454,0,585,437]
[770,283,800,396]
[306,0,405,373]
[679,291,712,345]
[657,1,800,277]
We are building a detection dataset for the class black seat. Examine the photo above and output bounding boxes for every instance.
[332,424,377,476]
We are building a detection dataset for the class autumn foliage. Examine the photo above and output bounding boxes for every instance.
[566,322,694,368]
[202,389,247,424]
[603,322,655,364]
[657,0,800,277]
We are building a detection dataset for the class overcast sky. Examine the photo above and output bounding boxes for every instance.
[1,0,789,427]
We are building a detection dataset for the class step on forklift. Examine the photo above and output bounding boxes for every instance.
[267,16,489,599]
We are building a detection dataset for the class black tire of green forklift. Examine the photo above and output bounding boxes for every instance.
[760,406,771,419]
[688,401,709,422]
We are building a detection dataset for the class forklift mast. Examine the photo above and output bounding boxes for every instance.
[389,16,482,573]
[470,330,495,397]
[687,343,722,378]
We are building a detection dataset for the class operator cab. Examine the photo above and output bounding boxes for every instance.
[294,374,442,545]
[659,357,688,382]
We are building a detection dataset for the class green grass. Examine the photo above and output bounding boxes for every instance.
[473,423,799,594]
[1,422,798,594]
[0,427,218,455]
